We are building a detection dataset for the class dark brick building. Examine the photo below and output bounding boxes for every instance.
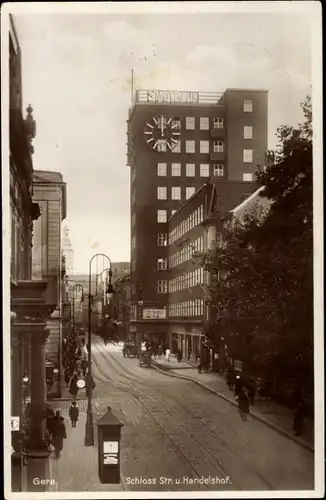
[127,88,268,345]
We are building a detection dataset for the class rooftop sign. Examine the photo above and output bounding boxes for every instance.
[133,90,224,106]
[147,90,199,104]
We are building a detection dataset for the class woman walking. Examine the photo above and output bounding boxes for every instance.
[238,388,250,422]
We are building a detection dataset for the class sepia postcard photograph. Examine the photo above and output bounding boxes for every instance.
[1,1,324,499]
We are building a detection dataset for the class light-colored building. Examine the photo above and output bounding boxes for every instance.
[32,170,67,396]
[167,179,258,364]
[62,225,74,274]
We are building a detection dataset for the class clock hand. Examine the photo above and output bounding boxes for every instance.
[161,117,164,137]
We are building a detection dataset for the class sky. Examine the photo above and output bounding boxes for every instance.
[12,5,314,273]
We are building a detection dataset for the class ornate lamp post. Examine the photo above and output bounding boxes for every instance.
[85,254,114,446]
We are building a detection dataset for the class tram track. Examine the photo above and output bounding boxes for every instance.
[91,348,212,489]
[93,341,274,490]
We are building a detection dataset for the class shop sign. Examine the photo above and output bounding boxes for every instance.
[142,308,166,319]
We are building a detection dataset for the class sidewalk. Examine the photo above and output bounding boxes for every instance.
[48,411,123,492]
[152,356,314,452]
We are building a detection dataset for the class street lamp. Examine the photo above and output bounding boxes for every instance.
[72,284,84,337]
[85,253,114,447]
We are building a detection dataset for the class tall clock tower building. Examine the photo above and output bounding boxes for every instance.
[127,88,268,346]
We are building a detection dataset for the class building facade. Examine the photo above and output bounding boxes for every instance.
[127,88,268,345]
[107,274,131,342]
[9,14,56,491]
[32,170,67,397]
[61,225,74,274]
[167,179,259,364]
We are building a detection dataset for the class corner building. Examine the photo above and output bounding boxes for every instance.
[127,88,268,346]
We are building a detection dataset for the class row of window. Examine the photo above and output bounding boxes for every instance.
[169,268,207,293]
[169,300,204,317]
[157,186,195,201]
[185,116,224,130]
[169,205,204,243]
[169,235,205,269]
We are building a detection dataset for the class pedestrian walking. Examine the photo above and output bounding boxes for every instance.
[64,369,70,387]
[176,349,182,363]
[51,411,67,458]
[197,356,202,373]
[158,344,163,359]
[81,358,88,377]
[227,367,235,391]
[238,388,250,421]
[165,347,171,362]
[69,401,79,428]
[69,373,79,399]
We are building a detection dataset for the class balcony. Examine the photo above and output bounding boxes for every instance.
[210,150,226,162]
[210,127,225,139]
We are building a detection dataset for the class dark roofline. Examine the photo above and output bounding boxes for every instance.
[168,183,208,221]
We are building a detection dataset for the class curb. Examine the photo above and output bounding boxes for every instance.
[151,362,314,453]
[50,397,87,402]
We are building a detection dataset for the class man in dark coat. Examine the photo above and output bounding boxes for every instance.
[69,374,79,399]
[51,412,67,457]
[69,402,79,427]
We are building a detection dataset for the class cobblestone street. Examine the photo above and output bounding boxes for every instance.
[44,338,314,493]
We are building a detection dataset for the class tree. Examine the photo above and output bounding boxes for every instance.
[204,96,313,394]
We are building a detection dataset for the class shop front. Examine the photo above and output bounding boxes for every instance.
[168,323,204,364]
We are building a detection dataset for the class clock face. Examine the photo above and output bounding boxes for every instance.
[144,116,180,152]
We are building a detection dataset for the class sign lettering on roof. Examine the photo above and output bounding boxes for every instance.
[146,90,199,104]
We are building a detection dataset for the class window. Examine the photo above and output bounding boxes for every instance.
[157,258,167,270]
[171,163,181,176]
[171,187,181,200]
[213,141,224,153]
[244,126,253,139]
[243,149,253,163]
[171,209,177,216]
[214,117,224,129]
[200,117,209,130]
[131,168,136,183]
[186,163,195,177]
[186,187,196,200]
[200,141,209,154]
[200,164,210,177]
[157,233,167,246]
[157,186,167,200]
[243,173,253,182]
[131,213,136,226]
[157,140,167,153]
[157,210,167,223]
[186,140,195,153]
[172,118,181,131]
[186,117,195,129]
[131,236,136,250]
[243,99,253,112]
[213,164,224,176]
[157,162,167,176]
[157,280,168,293]
[172,140,181,153]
